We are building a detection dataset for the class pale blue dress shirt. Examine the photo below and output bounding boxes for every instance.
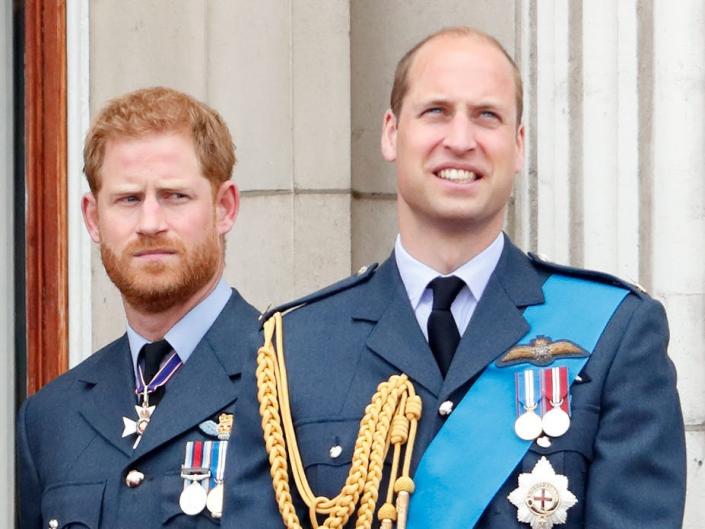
[394,233,504,340]
[126,276,232,384]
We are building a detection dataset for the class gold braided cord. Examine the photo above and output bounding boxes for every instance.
[257,313,422,529]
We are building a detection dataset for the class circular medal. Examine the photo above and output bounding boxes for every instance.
[542,407,571,438]
[514,410,543,441]
[179,482,207,516]
[206,483,224,518]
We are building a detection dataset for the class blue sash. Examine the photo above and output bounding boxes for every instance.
[407,274,628,529]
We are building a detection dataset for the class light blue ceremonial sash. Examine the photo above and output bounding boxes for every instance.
[407,274,629,529]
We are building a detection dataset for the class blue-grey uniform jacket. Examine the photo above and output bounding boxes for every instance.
[17,290,259,529]
[225,236,686,529]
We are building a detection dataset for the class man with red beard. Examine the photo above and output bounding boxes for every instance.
[17,87,259,528]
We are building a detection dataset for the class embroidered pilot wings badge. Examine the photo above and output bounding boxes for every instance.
[498,336,587,367]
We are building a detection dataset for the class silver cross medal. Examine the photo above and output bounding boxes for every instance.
[122,387,155,449]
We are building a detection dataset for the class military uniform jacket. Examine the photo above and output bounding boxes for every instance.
[17,290,259,529]
[225,236,686,529]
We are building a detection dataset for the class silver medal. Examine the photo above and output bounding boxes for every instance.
[206,483,224,518]
[180,482,207,516]
[542,367,571,438]
[514,409,543,441]
[542,407,571,437]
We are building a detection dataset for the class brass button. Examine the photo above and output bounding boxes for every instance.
[438,400,454,416]
[329,445,343,459]
[125,469,145,488]
[48,520,59,529]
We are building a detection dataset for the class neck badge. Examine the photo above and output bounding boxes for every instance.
[508,457,577,529]
[121,351,183,448]
[121,390,156,449]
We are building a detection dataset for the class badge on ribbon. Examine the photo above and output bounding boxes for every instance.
[508,457,577,529]
[514,367,572,442]
[122,351,183,448]
[514,369,543,441]
[540,367,571,438]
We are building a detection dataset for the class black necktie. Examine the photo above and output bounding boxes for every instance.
[138,339,172,405]
[427,276,465,377]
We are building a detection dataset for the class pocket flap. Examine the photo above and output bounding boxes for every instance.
[529,405,599,460]
[41,481,105,529]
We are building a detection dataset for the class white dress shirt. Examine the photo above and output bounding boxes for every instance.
[394,233,504,340]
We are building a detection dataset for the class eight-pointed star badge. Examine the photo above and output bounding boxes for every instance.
[508,456,577,529]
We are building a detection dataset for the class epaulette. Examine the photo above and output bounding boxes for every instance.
[258,263,379,325]
[528,252,648,297]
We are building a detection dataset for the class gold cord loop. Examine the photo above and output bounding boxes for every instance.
[257,313,422,529]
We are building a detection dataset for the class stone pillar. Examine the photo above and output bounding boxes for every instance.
[652,2,705,526]
[520,1,704,525]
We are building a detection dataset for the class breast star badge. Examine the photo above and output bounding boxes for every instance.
[508,457,577,529]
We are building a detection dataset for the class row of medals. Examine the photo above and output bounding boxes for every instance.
[514,367,571,443]
[180,470,224,518]
[179,414,233,519]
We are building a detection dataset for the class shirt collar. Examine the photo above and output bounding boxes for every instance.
[127,276,232,376]
[394,232,504,309]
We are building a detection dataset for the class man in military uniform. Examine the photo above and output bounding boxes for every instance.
[17,87,259,528]
[226,27,686,529]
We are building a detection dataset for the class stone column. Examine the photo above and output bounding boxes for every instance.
[520,1,704,525]
[652,2,705,526]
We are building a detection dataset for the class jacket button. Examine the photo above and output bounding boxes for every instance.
[48,520,58,529]
[438,401,454,416]
[329,445,343,459]
[125,469,145,488]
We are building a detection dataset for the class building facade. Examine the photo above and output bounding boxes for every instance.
[5,1,703,527]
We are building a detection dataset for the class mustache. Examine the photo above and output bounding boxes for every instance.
[125,236,184,255]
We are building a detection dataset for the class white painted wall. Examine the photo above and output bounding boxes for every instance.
[67,0,93,365]
[0,1,14,526]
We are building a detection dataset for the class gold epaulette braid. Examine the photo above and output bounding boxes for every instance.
[257,313,422,529]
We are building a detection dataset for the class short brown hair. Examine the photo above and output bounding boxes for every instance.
[83,86,236,194]
[389,27,523,125]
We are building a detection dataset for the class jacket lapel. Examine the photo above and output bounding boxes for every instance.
[78,336,138,458]
[354,257,444,397]
[132,292,250,459]
[441,236,545,399]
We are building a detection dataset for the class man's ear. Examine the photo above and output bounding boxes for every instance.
[514,123,525,173]
[214,181,239,235]
[380,109,399,162]
[81,192,101,243]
